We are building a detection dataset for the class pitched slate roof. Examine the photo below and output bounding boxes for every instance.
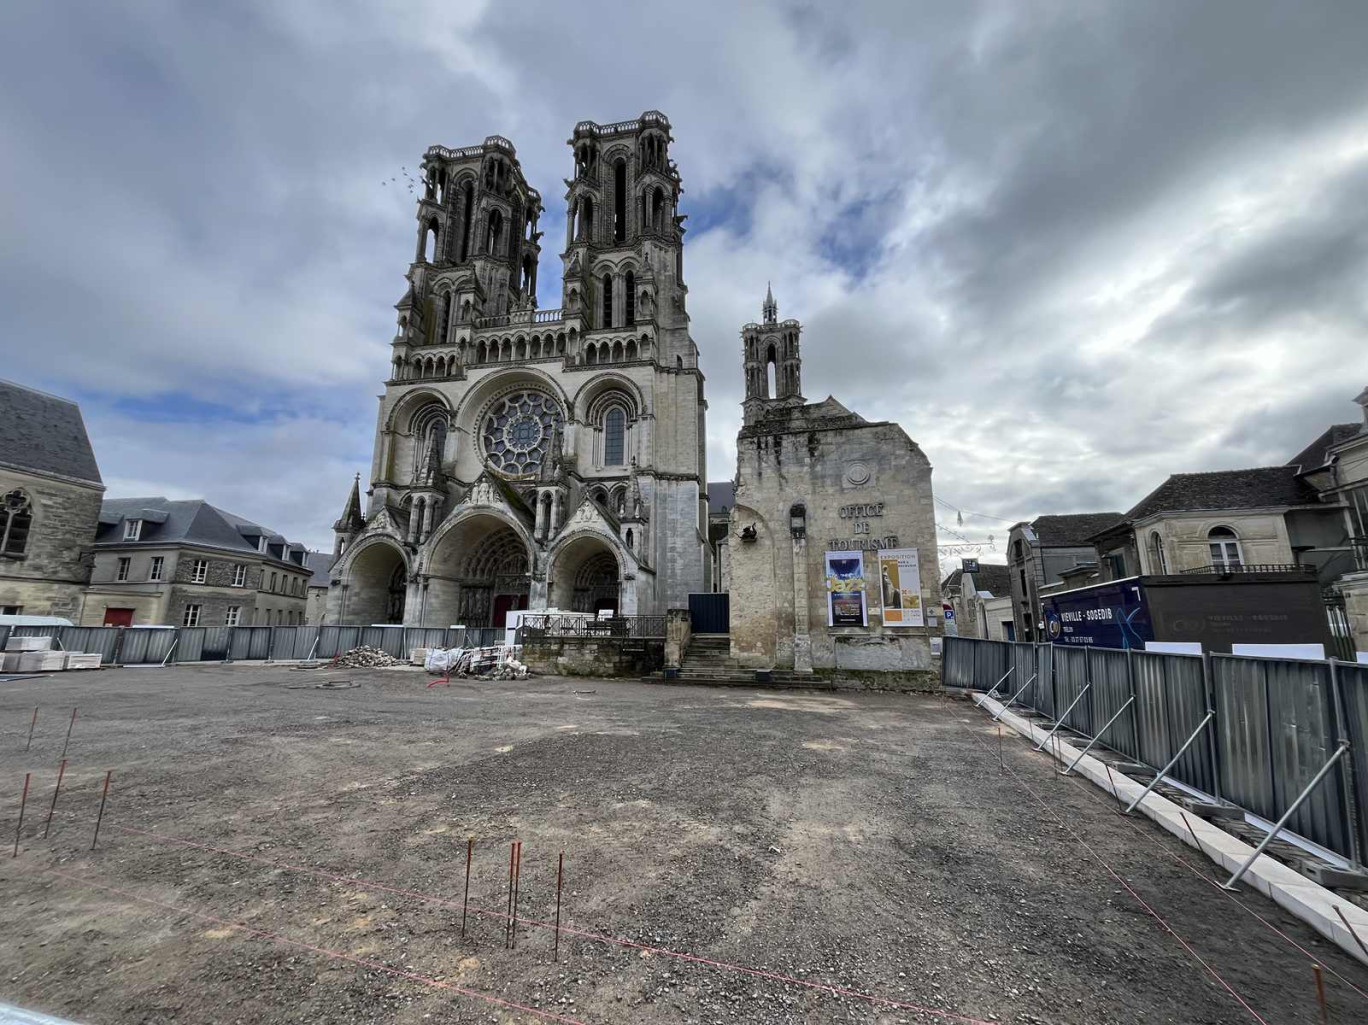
[1287,423,1361,472]
[306,551,336,588]
[707,481,736,517]
[95,496,306,562]
[941,563,1011,596]
[1122,466,1321,522]
[0,379,102,484]
[1031,512,1123,546]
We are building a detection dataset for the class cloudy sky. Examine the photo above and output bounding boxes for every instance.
[3,1,1366,569]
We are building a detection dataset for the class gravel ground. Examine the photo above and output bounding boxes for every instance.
[2,663,1367,1025]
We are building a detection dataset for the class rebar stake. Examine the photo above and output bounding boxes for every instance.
[1312,963,1327,1024]
[60,708,77,761]
[14,772,31,857]
[90,770,112,850]
[43,758,67,839]
[1104,763,1121,809]
[554,850,564,962]
[996,723,1003,773]
[25,708,38,753]
[505,841,516,949]
[461,836,473,937]
[511,841,523,949]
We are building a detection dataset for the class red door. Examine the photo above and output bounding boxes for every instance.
[103,607,135,627]
[490,594,529,630]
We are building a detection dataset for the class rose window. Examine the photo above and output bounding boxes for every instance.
[481,390,564,476]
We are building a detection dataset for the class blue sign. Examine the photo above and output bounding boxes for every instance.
[1042,580,1154,650]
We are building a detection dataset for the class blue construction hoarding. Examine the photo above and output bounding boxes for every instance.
[1043,578,1154,650]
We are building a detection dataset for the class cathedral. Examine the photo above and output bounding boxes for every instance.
[326,111,710,628]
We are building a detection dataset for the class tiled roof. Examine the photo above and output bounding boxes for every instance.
[95,496,307,564]
[941,563,1011,596]
[706,481,735,517]
[306,551,336,588]
[1123,466,1321,523]
[1286,423,1361,472]
[1031,512,1123,545]
[0,379,102,484]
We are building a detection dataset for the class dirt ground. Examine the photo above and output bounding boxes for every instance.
[2,664,1367,1025]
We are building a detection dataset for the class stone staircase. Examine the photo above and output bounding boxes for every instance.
[645,634,832,689]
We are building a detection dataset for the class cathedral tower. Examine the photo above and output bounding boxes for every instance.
[327,113,709,628]
[741,284,804,425]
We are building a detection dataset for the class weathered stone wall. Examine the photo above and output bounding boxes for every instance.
[1341,571,1368,653]
[729,413,942,674]
[0,466,102,619]
[520,637,664,677]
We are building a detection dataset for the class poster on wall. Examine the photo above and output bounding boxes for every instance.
[878,548,924,627]
[824,550,868,627]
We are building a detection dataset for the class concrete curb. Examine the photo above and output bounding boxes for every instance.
[976,693,1368,968]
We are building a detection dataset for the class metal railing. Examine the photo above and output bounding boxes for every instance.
[943,635,1368,870]
[517,614,666,640]
[1353,537,1368,572]
[1178,563,1315,575]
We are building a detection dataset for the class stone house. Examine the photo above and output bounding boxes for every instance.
[0,380,104,619]
[1089,466,1340,585]
[83,498,312,627]
[304,551,335,625]
[706,480,734,593]
[726,290,942,682]
[1292,384,1368,650]
[941,561,1012,640]
[1007,513,1122,642]
[326,112,709,629]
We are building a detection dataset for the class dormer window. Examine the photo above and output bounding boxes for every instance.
[258,537,269,554]
[124,519,142,541]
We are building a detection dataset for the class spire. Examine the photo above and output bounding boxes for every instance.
[762,281,777,324]
[419,428,444,485]
[333,474,365,534]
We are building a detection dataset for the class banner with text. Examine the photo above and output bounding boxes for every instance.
[878,548,924,627]
[824,550,868,627]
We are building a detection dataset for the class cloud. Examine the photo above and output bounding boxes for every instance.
[2,1,1366,563]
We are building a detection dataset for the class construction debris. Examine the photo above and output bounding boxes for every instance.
[424,646,534,679]
[330,645,405,668]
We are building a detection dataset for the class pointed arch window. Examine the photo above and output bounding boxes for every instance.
[1,490,33,557]
[604,408,626,466]
[625,270,635,326]
[602,273,614,329]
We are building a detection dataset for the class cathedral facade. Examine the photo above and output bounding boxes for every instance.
[327,112,709,628]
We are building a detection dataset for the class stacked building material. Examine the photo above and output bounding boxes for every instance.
[5,635,53,652]
[63,653,102,670]
[18,651,67,672]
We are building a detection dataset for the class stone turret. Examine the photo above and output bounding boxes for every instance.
[741,285,804,425]
[332,474,366,558]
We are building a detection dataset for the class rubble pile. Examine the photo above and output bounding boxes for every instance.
[423,646,534,679]
[330,645,404,668]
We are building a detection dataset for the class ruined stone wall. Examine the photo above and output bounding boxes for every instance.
[0,466,101,619]
[521,637,664,677]
[729,416,942,675]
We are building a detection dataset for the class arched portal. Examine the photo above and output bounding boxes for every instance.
[550,535,621,615]
[343,540,408,624]
[427,513,533,628]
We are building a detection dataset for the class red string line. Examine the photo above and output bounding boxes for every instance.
[41,866,589,1025]
[964,721,1271,1025]
[107,823,994,1025]
[1059,758,1368,1002]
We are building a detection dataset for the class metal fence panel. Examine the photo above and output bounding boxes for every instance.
[1035,643,1056,717]
[1131,651,1213,795]
[1213,655,1352,858]
[1264,657,1348,858]
[176,628,206,662]
[119,629,177,665]
[941,635,974,687]
[200,627,232,661]
[1090,648,1138,759]
[1054,647,1092,733]
[1337,661,1368,864]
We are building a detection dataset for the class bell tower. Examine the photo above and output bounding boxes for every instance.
[742,284,804,425]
